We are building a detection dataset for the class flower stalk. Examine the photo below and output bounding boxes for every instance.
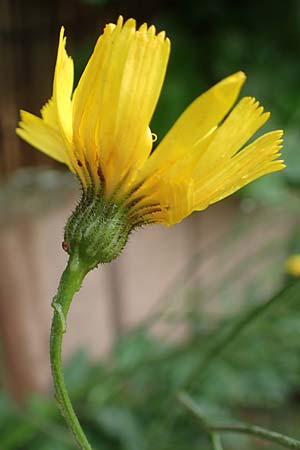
[49,179,136,449]
[50,254,91,450]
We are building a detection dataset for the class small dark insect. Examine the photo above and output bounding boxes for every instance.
[62,241,70,252]
[77,160,83,167]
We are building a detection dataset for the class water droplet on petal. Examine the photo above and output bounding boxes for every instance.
[151,133,158,143]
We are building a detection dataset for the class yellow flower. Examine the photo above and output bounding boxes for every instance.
[17,16,285,228]
[285,254,300,277]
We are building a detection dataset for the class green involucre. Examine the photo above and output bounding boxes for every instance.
[64,189,131,269]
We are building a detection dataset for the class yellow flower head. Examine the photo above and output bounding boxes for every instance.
[17,16,284,228]
[16,17,285,266]
[285,254,300,277]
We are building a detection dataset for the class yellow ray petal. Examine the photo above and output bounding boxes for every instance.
[157,179,196,225]
[16,110,69,164]
[16,28,90,182]
[150,95,273,190]
[72,17,170,194]
[16,28,75,166]
[41,99,58,128]
[51,27,89,180]
[141,71,246,177]
[144,130,284,226]
[193,130,284,210]
[195,97,270,174]
[53,26,74,144]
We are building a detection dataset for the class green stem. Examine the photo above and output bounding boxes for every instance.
[179,392,300,450]
[50,254,92,450]
[210,432,224,450]
[212,424,300,450]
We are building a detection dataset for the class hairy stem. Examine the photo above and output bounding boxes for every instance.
[50,254,91,450]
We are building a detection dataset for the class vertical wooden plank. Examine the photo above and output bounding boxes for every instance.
[0,0,20,174]
[0,220,43,401]
[107,262,124,341]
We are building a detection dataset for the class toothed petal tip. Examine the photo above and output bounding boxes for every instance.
[234,70,247,80]
[117,15,124,27]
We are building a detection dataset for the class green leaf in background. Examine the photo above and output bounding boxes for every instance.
[93,406,145,450]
